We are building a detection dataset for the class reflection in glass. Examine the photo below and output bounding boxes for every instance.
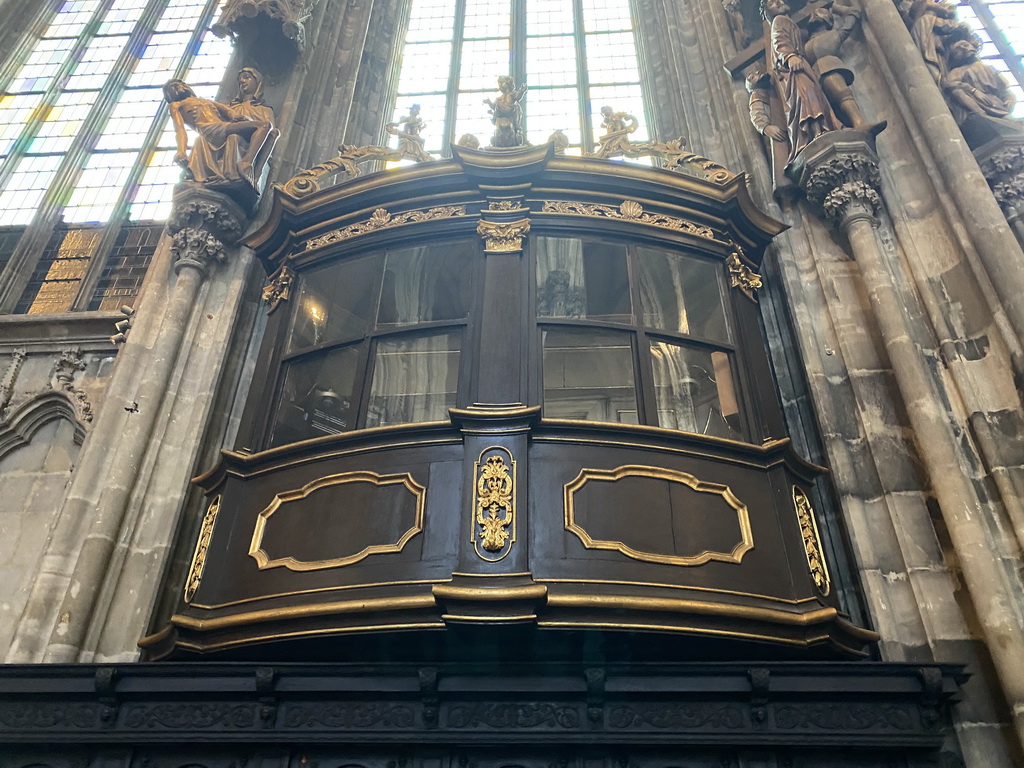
[536,237,630,322]
[543,327,637,422]
[650,341,742,440]
[272,345,362,447]
[636,247,729,343]
[367,332,461,428]
[289,254,383,352]
[378,242,474,326]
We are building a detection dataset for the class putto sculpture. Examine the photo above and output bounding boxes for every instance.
[484,76,527,148]
[385,104,433,163]
[164,67,278,207]
[595,106,640,158]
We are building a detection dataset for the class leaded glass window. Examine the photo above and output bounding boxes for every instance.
[0,0,233,227]
[391,0,649,155]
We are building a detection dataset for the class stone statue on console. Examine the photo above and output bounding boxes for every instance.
[762,0,843,165]
[804,1,886,135]
[164,68,278,210]
[906,0,961,83]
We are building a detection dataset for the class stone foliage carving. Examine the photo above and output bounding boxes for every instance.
[802,148,883,226]
[978,144,1024,213]
[52,348,93,424]
[166,186,248,276]
[213,0,317,50]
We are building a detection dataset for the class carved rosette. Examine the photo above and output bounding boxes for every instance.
[793,486,831,596]
[166,185,248,277]
[184,495,221,603]
[977,143,1024,216]
[262,263,295,314]
[473,447,516,561]
[477,218,531,253]
[800,145,882,230]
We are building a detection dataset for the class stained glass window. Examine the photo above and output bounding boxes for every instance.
[958,0,1024,116]
[391,0,648,156]
[0,0,232,227]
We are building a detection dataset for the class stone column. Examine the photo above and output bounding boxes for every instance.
[37,184,246,662]
[860,0,1024,357]
[795,133,1024,751]
[975,137,1024,250]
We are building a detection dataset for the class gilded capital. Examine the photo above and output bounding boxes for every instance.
[477,217,531,253]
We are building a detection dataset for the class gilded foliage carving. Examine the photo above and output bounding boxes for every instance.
[473,449,515,560]
[261,264,294,314]
[306,206,467,250]
[726,249,763,301]
[793,486,831,596]
[476,217,530,252]
[541,200,715,239]
[184,495,221,603]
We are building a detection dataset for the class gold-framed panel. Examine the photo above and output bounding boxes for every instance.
[563,465,753,566]
[249,470,426,572]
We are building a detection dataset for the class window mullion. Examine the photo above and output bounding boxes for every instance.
[0,0,64,96]
[0,0,117,190]
[443,0,468,155]
[572,0,593,152]
[73,0,225,310]
[512,0,527,133]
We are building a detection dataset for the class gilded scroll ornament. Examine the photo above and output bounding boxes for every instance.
[541,200,715,240]
[473,448,516,560]
[477,218,531,252]
[726,249,763,301]
[184,495,221,603]
[261,263,294,314]
[306,206,467,250]
[793,485,831,596]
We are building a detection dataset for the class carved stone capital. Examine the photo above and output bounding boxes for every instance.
[790,131,882,230]
[166,184,248,278]
[975,137,1024,217]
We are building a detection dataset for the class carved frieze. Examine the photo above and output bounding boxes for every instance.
[541,200,715,239]
[305,206,467,250]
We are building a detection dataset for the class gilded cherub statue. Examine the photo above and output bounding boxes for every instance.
[594,106,639,159]
[385,104,433,162]
[484,76,527,148]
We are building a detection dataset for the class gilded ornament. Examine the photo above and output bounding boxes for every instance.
[473,448,516,560]
[261,264,294,314]
[541,200,715,240]
[793,485,831,596]
[477,218,531,252]
[184,495,221,603]
[306,205,467,250]
[726,249,763,301]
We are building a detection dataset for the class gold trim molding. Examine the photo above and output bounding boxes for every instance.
[305,206,468,250]
[472,447,516,561]
[726,248,762,301]
[541,200,715,240]
[249,470,426,571]
[476,217,531,252]
[563,465,753,566]
[184,494,221,603]
[793,485,831,596]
